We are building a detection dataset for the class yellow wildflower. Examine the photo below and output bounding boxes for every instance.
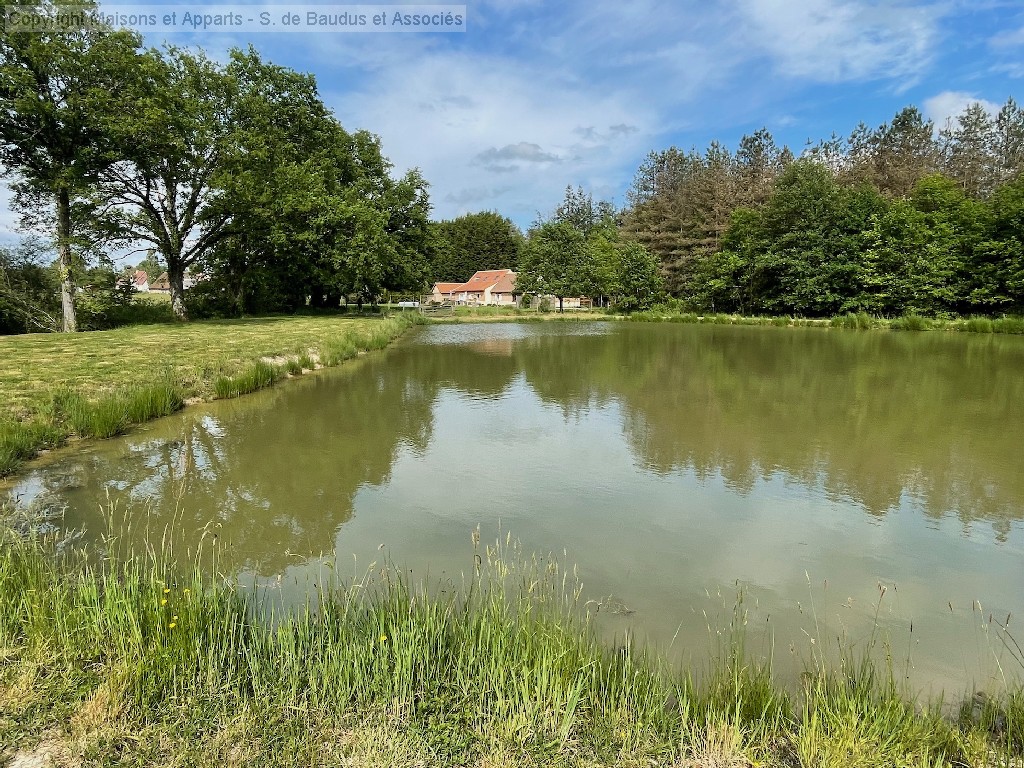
[160,599,167,606]
[380,634,387,643]
[163,588,170,594]
[169,622,177,629]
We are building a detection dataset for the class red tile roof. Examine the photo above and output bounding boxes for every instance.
[432,282,463,294]
[490,273,517,294]
[450,269,515,294]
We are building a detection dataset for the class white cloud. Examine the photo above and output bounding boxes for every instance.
[923,90,1001,132]
[989,26,1024,48]
[734,0,942,84]
[2,0,1002,233]
[472,142,562,171]
[324,47,655,224]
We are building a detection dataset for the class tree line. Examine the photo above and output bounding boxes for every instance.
[623,104,1024,317]
[426,190,665,313]
[1,0,430,332]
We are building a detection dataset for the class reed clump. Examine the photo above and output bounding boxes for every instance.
[0,419,63,476]
[51,381,185,439]
[831,312,879,330]
[964,317,995,334]
[993,316,1024,334]
[213,360,281,399]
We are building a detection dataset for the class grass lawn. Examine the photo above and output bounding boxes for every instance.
[0,314,419,476]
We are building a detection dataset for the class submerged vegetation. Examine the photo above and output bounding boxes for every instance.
[0,512,1021,767]
[0,314,421,476]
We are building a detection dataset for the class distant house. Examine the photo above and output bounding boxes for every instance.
[542,296,591,309]
[133,270,149,292]
[432,269,519,306]
[183,269,205,290]
[488,271,519,306]
[430,282,463,303]
[150,272,171,292]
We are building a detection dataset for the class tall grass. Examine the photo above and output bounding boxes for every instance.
[831,312,879,330]
[0,419,64,476]
[0,315,418,477]
[993,316,1024,335]
[50,381,185,439]
[1,513,1021,767]
[213,360,281,399]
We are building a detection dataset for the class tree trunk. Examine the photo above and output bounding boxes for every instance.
[558,296,564,313]
[168,261,188,320]
[56,189,78,332]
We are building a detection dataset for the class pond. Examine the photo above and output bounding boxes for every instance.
[8,321,1024,694]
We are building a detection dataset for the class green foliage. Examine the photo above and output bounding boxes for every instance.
[0,2,145,332]
[73,264,136,331]
[971,175,1024,314]
[0,245,61,334]
[856,196,956,317]
[612,241,665,312]
[108,296,176,327]
[518,221,597,311]
[429,212,523,282]
[195,55,431,317]
[553,184,616,238]
[716,161,885,317]
[623,99,1024,320]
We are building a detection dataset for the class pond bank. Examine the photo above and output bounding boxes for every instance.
[0,314,423,478]
[1,517,1021,768]
[422,305,1024,335]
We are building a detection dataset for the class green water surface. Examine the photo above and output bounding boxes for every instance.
[9,321,1024,692]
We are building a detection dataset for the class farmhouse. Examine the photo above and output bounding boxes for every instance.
[150,272,171,292]
[430,269,519,306]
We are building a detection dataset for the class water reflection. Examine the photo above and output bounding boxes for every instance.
[511,324,1024,538]
[7,321,1024,689]
[11,323,1024,560]
[15,354,436,573]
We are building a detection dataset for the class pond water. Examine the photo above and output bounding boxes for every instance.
[8,321,1024,694]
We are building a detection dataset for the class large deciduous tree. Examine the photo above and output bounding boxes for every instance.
[98,46,233,320]
[197,54,431,315]
[0,1,141,331]
[518,221,596,312]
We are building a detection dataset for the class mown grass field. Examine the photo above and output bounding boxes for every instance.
[0,314,420,476]
[0,511,1021,768]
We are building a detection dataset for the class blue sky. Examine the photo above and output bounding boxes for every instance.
[3,0,1024,237]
